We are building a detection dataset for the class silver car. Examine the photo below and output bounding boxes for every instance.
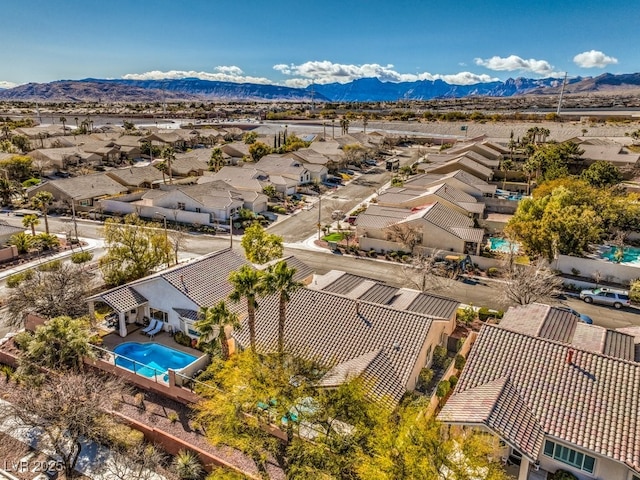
[579,288,630,309]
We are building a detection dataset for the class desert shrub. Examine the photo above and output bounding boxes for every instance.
[168,412,179,423]
[12,331,33,350]
[457,304,476,324]
[6,270,34,288]
[173,450,204,480]
[174,331,192,347]
[71,251,93,264]
[449,375,458,388]
[416,367,434,393]
[487,267,500,277]
[37,260,61,272]
[630,279,640,303]
[100,417,145,450]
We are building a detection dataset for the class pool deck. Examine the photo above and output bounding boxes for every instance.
[100,327,204,358]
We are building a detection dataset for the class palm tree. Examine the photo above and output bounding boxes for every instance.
[196,300,239,360]
[31,191,54,234]
[59,116,67,135]
[499,159,514,190]
[228,265,264,353]
[261,261,302,356]
[208,147,225,172]
[161,146,175,184]
[22,214,39,235]
[156,161,168,184]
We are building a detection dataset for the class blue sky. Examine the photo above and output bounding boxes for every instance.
[1,0,636,89]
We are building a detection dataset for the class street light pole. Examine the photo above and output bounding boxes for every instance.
[317,194,322,240]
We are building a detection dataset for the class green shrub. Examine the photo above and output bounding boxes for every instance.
[37,260,61,272]
[0,364,15,382]
[454,354,466,371]
[548,470,578,480]
[168,412,179,423]
[103,420,145,450]
[478,306,491,321]
[436,379,451,399]
[12,331,33,350]
[416,367,434,393]
[495,310,505,319]
[571,268,580,277]
[432,345,448,369]
[456,304,476,324]
[6,270,34,288]
[22,178,40,187]
[487,267,499,277]
[70,251,93,264]
[631,279,640,303]
[449,375,458,388]
[174,331,193,347]
[173,449,204,480]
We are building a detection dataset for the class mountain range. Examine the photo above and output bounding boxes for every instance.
[0,73,639,103]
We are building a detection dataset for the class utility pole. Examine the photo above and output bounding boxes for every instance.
[317,194,322,240]
[229,214,233,249]
[556,72,568,116]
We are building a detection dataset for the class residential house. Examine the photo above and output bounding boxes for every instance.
[106,165,165,189]
[253,155,312,194]
[419,154,494,181]
[357,202,484,255]
[284,149,330,182]
[221,142,250,164]
[198,166,269,196]
[439,303,640,480]
[171,150,210,178]
[234,286,456,406]
[28,147,101,173]
[376,183,485,217]
[26,173,128,212]
[87,249,311,339]
[99,180,267,224]
[403,170,497,199]
[578,143,640,169]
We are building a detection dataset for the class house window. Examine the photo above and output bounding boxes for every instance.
[179,318,200,339]
[544,440,595,474]
[195,207,201,213]
[79,199,91,206]
[149,308,168,323]
[177,202,186,210]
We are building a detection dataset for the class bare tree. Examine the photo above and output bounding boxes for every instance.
[99,443,166,480]
[0,373,125,479]
[384,222,423,252]
[168,226,189,264]
[402,249,451,292]
[6,263,93,326]
[500,256,562,305]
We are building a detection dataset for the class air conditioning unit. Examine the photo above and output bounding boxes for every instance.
[532,462,540,471]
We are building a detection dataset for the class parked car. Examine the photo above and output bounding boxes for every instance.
[326,176,343,184]
[579,288,630,309]
[339,169,355,176]
[556,306,594,324]
[364,159,377,166]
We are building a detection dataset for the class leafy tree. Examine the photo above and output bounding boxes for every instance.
[0,177,21,205]
[243,131,258,144]
[240,222,283,264]
[262,184,277,199]
[209,147,225,172]
[18,316,95,373]
[261,261,302,356]
[228,265,264,353]
[31,190,54,234]
[580,160,623,188]
[7,263,91,324]
[22,213,39,235]
[99,214,172,286]
[0,373,125,479]
[0,155,33,180]
[196,301,240,360]
[10,134,30,153]
[248,141,272,162]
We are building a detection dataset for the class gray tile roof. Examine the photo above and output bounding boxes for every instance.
[106,165,164,187]
[161,248,249,311]
[234,288,435,406]
[439,323,640,472]
[403,291,459,319]
[93,286,148,313]
[500,303,635,359]
[35,173,128,200]
[174,308,199,321]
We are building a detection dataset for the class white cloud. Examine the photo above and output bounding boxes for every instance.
[274,60,498,86]
[573,50,618,68]
[122,68,272,84]
[474,55,556,76]
[0,81,17,89]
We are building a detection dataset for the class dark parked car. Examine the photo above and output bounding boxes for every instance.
[556,306,594,324]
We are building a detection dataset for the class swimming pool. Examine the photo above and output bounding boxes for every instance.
[113,342,198,378]
[489,237,520,253]
[600,246,640,265]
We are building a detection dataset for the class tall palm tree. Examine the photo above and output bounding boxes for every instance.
[59,117,67,135]
[261,261,302,356]
[196,300,239,360]
[161,146,175,184]
[31,191,53,234]
[228,265,264,353]
[0,177,19,206]
[22,214,39,236]
[156,161,168,184]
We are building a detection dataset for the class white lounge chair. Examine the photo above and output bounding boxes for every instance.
[141,319,159,335]
[147,321,164,338]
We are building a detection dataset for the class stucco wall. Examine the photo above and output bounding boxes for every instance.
[555,254,640,285]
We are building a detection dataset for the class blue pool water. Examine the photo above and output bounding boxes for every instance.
[114,342,197,378]
[600,246,640,264]
[489,237,520,253]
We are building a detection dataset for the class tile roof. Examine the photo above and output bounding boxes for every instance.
[234,288,436,406]
[439,376,545,462]
[93,286,148,313]
[174,308,199,321]
[36,173,128,200]
[106,165,164,186]
[439,323,640,472]
[161,248,249,311]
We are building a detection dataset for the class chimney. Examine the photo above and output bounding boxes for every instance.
[566,348,574,365]
[355,300,360,316]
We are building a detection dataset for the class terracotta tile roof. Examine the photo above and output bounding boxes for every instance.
[439,377,545,462]
[439,324,640,472]
[234,288,435,405]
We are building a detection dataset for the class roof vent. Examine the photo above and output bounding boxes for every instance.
[566,348,574,365]
[393,343,401,352]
